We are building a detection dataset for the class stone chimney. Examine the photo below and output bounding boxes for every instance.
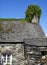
[32,15,38,23]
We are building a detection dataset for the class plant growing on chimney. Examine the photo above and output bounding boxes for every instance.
[25,5,41,22]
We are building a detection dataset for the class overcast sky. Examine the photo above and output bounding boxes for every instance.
[0,0,47,34]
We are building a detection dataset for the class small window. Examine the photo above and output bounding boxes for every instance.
[41,51,46,56]
[1,55,12,65]
[1,45,4,47]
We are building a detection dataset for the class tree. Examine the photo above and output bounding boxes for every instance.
[25,5,41,22]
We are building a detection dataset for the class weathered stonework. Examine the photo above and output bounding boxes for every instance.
[0,43,25,65]
[0,20,47,65]
[32,15,38,23]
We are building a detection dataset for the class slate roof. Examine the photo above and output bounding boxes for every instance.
[24,37,47,46]
[0,21,45,42]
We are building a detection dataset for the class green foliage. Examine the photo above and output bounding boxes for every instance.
[25,4,41,22]
[0,18,26,23]
[0,18,16,21]
[6,29,12,33]
[0,24,3,31]
[6,64,10,65]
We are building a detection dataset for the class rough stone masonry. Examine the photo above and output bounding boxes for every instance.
[0,17,47,65]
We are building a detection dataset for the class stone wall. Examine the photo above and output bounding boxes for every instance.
[32,15,38,23]
[24,44,41,65]
[0,43,25,65]
[0,43,47,65]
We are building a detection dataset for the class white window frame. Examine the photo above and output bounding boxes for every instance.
[1,55,12,65]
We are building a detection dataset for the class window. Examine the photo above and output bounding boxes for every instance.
[41,51,46,56]
[1,55,12,65]
[1,45,4,47]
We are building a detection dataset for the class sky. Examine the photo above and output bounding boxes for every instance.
[0,0,47,35]
[46,34,47,36]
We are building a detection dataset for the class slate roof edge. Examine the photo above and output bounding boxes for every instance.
[23,37,47,47]
[23,37,47,40]
[0,42,24,44]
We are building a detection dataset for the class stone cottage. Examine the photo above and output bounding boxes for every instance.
[0,17,47,65]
